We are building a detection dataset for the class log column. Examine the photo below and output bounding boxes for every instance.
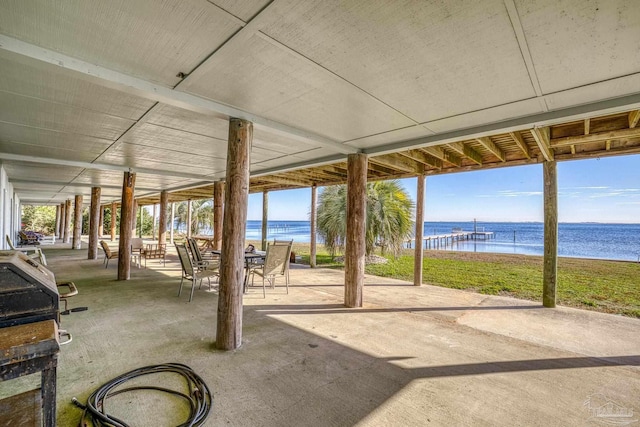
[216,118,252,351]
[118,172,136,280]
[63,199,71,244]
[88,187,101,259]
[345,153,367,308]
[543,161,558,308]
[186,200,192,238]
[58,203,65,239]
[72,195,83,250]
[261,191,268,251]
[414,174,425,286]
[170,202,175,244]
[98,205,104,237]
[159,191,168,244]
[213,182,224,251]
[54,205,61,239]
[152,204,157,240]
[131,200,138,238]
[110,201,117,241]
[310,185,317,268]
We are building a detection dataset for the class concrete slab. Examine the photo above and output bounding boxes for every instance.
[1,246,638,426]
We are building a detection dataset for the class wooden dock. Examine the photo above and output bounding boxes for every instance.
[406,229,495,250]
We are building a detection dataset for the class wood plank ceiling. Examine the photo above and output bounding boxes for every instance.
[0,0,639,206]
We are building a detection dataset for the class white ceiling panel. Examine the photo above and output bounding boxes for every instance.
[0,92,133,141]
[145,105,229,139]
[346,125,435,150]
[74,169,203,193]
[517,0,640,94]
[260,0,536,124]
[0,0,243,86]
[0,123,112,158]
[209,0,272,22]
[114,123,228,159]
[182,32,416,142]
[3,162,84,181]
[100,144,226,175]
[0,56,154,120]
[0,142,99,163]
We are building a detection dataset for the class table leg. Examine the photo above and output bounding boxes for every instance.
[41,360,57,427]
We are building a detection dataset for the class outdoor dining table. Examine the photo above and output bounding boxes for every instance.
[211,250,266,292]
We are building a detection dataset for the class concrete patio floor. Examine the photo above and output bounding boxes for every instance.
[2,244,639,426]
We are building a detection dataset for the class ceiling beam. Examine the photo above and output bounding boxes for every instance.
[630,110,640,128]
[531,126,554,161]
[422,146,462,166]
[0,34,358,155]
[475,136,505,162]
[446,142,482,165]
[9,178,157,192]
[550,127,640,148]
[584,118,590,135]
[400,150,442,169]
[509,131,531,159]
[369,154,420,174]
[259,174,313,187]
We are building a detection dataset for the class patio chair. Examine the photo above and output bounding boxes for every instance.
[6,234,47,265]
[273,239,293,285]
[131,238,144,267]
[187,237,216,262]
[100,240,118,268]
[176,244,219,302]
[19,230,40,246]
[142,243,166,268]
[249,243,290,297]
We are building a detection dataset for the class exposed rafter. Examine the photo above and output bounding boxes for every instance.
[475,137,505,162]
[509,131,530,159]
[531,126,554,161]
[447,142,483,165]
[584,118,590,135]
[422,146,462,166]
[370,154,420,173]
[630,110,640,128]
[550,127,640,148]
[400,150,442,169]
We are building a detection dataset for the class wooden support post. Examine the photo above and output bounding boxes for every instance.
[186,200,192,238]
[216,118,252,351]
[310,185,317,268]
[159,191,168,244]
[54,205,60,238]
[58,203,65,239]
[414,174,425,286]
[88,187,101,259]
[63,200,71,244]
[72,195,83,250]
[138,205,143,238]
[118,172,136,280]
[261,191,268,251]
[131,200,137,238]
[110,202,117,241]
[543,161,558,308]
[152,204,157,240]
[170,202,175,244]
[98,205,104,237]
[345,153,367,308]
[213,182,224,251]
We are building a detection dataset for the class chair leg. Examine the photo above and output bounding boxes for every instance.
[262,274,266,298]
[178,276,184,297]
[189,279,196,302]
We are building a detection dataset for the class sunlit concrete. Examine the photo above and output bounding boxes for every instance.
[2,244,638,426]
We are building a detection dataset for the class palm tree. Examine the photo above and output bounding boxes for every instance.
[175,199,213,235]
[316,180,414,257]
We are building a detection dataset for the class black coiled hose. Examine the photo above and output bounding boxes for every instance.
[72,363,212,427]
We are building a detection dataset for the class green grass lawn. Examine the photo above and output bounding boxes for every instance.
[295,246,640,318]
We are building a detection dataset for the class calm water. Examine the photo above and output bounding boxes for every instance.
[243,220,640,262]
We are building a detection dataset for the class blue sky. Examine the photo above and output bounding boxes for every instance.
[246,154,640,223]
